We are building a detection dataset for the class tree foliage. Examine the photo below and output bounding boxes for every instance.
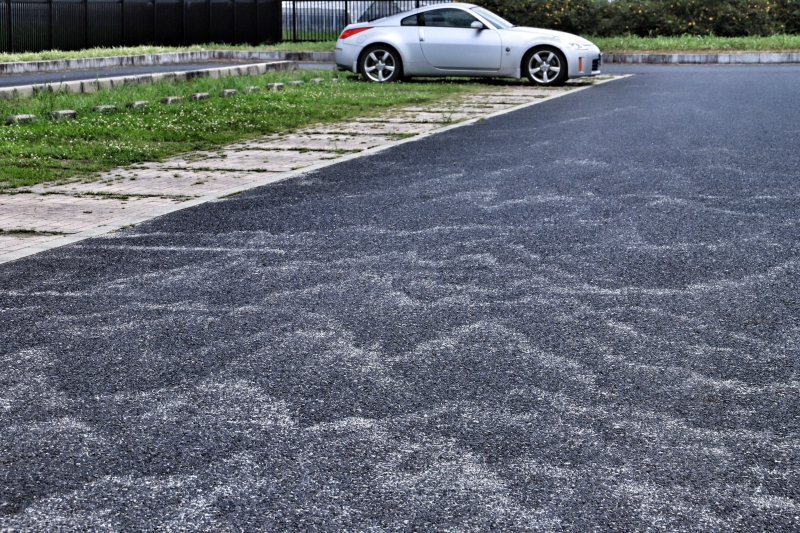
[475,0,800,36]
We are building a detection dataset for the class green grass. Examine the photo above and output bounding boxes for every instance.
[0,42,338,63]
[6,34,800,62]
[589,34,800,53]
[0,70,488,189]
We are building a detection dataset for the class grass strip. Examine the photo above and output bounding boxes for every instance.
[4,34,800,63]
[590,34,800,53]
[0,42,337,64]
[0,70,495,189]
[0,228,67,235]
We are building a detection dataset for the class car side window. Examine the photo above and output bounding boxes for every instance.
[401,14,420,26]
[422,8,478,28]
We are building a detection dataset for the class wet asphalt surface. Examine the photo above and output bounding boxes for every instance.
[0,61,290,89]
[2,65,800,531]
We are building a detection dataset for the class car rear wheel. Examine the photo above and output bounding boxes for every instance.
[523,47,568,86]
[360,45,401,83]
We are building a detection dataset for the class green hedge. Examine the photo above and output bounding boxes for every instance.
[475,0,800,36]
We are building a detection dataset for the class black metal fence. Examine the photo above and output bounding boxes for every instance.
[0,0,450,53]
[282,0,450,41]
[0,0,282,53]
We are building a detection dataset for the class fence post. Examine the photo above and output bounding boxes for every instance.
[7,0,13,52]
[153,0,157,44]
[292,0,296,42]
[84,0,89,47]
[121,0,125,46]
[208,0,211,43]
[254,0,258,45]
[232,0,236,44]
[344,0,348,26]
[181,0,185,45]
[49,0,53,49]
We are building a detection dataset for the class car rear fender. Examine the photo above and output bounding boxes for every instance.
[357,41,405,76]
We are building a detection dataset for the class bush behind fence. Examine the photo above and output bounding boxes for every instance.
[475,0,800,37]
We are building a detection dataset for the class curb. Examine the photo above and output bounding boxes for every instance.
[0,51,334,75]
[0,60,298,100]
[604,52,800,64]
[0,76,627,265]
[3,49,800,75]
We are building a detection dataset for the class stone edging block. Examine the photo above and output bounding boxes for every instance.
[92,105,117,113]
[219,89,238,97]
[0,51,333,75]
[603,52,800,64]
[190,92,210,101]
[161,97,182,105]
[267,83,284,91]
[0,61,298,101]
[49,110,77,120]
[127,101,147,108]
[6,114,36,125]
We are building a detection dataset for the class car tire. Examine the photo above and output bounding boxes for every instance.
[523,47,568,86]
[360,45,402,83]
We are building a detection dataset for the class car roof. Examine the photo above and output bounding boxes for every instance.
[368,3,479,24]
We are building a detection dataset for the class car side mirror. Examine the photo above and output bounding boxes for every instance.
[471,21,485,30]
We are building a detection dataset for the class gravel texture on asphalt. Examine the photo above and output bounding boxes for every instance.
[2,65,800,532]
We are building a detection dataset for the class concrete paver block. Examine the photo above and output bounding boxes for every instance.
[219,89,238,98]
[49,110,77,120]
[92,105,118,113]
[288,80,304,87]
[161,97,183,104]
[32,84,53,94]
[185,70,209,80]
[190,92,210,101]
[127,101,148,109]
[267,83,285,91]
[6,114,36,125]
[330,78,339,82]
[63,81,82,94]
[244,86,261,94]
[310,78,324,83]
[14,86,34,98]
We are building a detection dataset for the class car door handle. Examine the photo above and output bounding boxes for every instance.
[419,28,425,42]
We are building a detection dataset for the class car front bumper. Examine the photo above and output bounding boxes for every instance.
[567,49,602,78]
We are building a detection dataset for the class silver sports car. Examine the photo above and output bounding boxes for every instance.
[334,3,602,86]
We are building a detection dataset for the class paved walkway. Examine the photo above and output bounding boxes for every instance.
[0,78,620,263]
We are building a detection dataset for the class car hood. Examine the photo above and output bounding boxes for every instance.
[502,26,595,46]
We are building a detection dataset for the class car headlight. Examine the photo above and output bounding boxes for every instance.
[564,41,592,51]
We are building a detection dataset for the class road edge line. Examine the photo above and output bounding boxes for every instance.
[0,76,629,265]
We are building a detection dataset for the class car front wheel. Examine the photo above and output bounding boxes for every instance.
[360,45,401,83]
[523,47,568,86]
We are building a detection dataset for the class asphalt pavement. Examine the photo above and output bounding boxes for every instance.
[0,61,327,88]
[2,65,800,532]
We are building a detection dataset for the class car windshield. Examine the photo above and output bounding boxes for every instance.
[470,7,514,29]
